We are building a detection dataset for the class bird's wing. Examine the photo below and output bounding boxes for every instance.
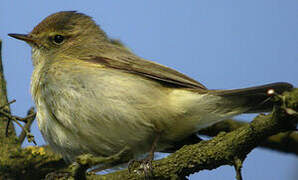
[85,55,207,89]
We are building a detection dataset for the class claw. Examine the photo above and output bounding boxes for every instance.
[128,157,154,178]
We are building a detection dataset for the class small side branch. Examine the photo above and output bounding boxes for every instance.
[0,105,37,145]
[233,157,243,180]
[18,107,37,145]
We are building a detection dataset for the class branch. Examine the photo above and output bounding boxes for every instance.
[199,119,298,155]
[0,40,15,137]
[0,39,19,179]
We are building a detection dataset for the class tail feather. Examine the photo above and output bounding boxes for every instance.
[210,82,293,113]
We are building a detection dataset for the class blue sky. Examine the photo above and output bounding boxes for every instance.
[1,1,297,179]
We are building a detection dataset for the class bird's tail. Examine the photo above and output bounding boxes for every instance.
[209,82,293,113]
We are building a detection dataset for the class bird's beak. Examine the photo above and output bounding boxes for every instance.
[8,33,36,44]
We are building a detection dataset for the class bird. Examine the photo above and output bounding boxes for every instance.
[8,11,293,167]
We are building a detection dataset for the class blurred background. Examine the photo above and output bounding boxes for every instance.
[0,1,297,179]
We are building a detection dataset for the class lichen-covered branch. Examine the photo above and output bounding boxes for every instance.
[0,40,15,137]
[0,40,18,179]
[199,119,298,155]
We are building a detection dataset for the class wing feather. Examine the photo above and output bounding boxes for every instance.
[85,55,206,89]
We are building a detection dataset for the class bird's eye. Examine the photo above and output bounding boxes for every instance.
[53,35,64,44]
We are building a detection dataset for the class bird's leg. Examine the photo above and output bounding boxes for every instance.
[148,131,161,161]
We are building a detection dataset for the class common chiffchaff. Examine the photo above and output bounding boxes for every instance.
[9,11,293,163]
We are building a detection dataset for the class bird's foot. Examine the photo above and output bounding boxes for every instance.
[128,156,154,178]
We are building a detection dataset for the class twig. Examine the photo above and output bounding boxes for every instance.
[2,99,16,136]
[0,108,37,145]
[18,107,36,145]
[0,109,23,137]
[21,112,36,122]
[0,99,16,110]
[0,109,23,122]
[233,157,243,180]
